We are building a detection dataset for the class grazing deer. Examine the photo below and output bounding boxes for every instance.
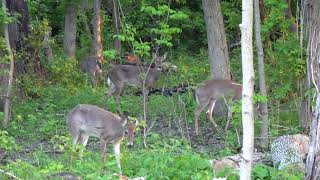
[67,104,138,170]
[194,79,242,134]
[105,52,167,110]
[81,56,103,86]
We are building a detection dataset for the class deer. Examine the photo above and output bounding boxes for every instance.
[81,56,103,87]
[105,52,168,110]
[194,79,242,134]
[66,104,138,170]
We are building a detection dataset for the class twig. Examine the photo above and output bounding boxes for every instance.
[0,169,21,180]
[146,118,157,135]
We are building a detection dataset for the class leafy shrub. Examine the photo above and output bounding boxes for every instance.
[46,56,85,87]
[0,130,18,151]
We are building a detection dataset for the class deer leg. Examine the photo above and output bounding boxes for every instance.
[223,97,232,132]
[207,99,222,132]
[80,133,89,147]
[225,105,232,132]
[105,82,122,110]
[99,138,108,167]
[72,134,79,146]
[113,141,122,172]
[70,127,80,145]
[194,100,209,134]
[91,76,97,87]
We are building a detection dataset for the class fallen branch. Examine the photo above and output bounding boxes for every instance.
[0,169,21,180]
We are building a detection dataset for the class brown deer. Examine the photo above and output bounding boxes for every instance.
[194,79,242,134]
[66,104,138,170]
[105,52,167,110]
[81,56,103,86]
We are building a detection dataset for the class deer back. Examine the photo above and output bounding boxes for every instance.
[67,104,127,139]
[107,53,167,88]
[196,80,242,104]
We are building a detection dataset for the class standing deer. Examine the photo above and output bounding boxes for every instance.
[82,56,103,86]
[67,104,138,170]
[194,79,242,134]
[105,52,167,110]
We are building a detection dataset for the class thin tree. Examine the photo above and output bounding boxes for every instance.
[254,0,269,149]
[92,0,102,57]
[304,0,320,179]
[63,3,77,58]
[202,0,230,80]
[2,0,14,128]
[239,0,254,178]
[112,0,121,54]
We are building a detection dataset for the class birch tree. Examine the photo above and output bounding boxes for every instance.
[304,0,320,179]
[240,0,254,178]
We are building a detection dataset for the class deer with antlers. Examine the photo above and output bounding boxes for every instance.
[105,52,169,110]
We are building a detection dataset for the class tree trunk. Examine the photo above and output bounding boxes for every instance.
[304,0,320,179]
[63,4,77,58]
[299,76,312,132]
[254,0,269,150]
[202,0,230,80]
[2,0,15,128]
[285,0,298,33]
[92,0,102,57]
[6,0,32,74]
[112,0,121,54]
[259,0,265,22]
[43,30,53,61]
[240,0,254,178]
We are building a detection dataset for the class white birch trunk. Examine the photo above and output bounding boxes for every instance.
[240,0,255,178]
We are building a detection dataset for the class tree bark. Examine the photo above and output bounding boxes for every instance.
[92,0,102,57]
[6,0,32,74]
[304,0,320,179]
[112,0,121,54]
[2,0,15,128]
[259,0,265,22]
[43,30,53,61]
[240,0,254,178]
[63,4,77,58]
[202,0,230,80]
[285,0,298,33]
[254,0,269,150]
